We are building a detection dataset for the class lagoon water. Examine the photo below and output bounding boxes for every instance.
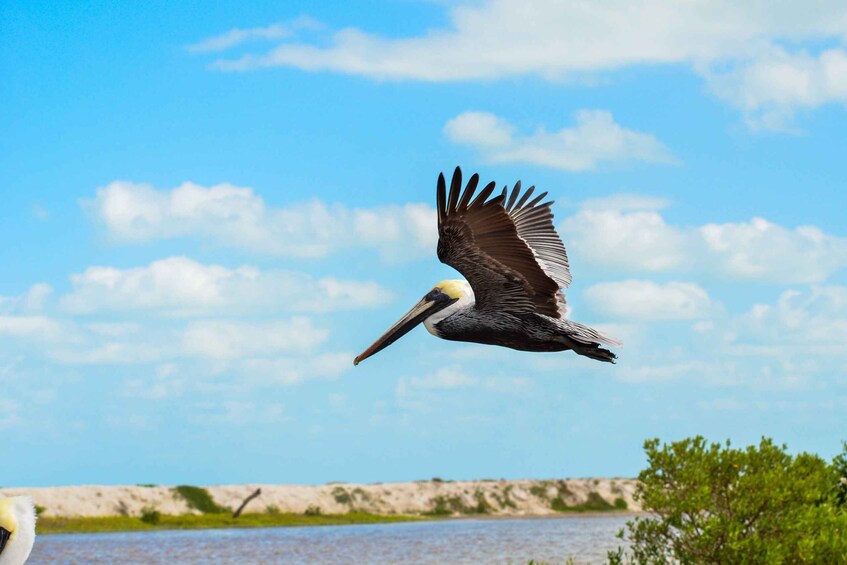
[30,515,629,564]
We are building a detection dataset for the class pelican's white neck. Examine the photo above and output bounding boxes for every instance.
[424,280,474,335]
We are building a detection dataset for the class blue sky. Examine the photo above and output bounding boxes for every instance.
[2,1,847,487]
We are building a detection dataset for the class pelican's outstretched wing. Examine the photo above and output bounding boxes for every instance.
[501,180,572,316]
[502,181,572,289]
[436,167,562,317]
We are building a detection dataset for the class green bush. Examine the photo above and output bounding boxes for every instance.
[551,491,614,512]
[173,485,228,514]
[608,437,847,564]
[529,484,549,499]
[473,490,493,514]
[304,505,322,516]
[332,486,352,505]
[833,441,847,507]
[426,495,463,515]
[139,508,160,525]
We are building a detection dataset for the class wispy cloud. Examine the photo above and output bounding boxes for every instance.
[85,181,437,260]
[444,110,677,171]
[0,284,53,314]
[195,1,847,129]
[0,315,64,341]
[584,280,717,321]
[0,400,21,430]
[704,46,847,131]
[605,284,847,388]
[181,318,325,359]
[60,256,391,316]
[395,366,531,412]
[561,197,847,283]
[187,17,321,53]
[736,285,847,351]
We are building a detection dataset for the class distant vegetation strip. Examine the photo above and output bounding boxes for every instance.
[172,485,229,514]
[37,512,428,535]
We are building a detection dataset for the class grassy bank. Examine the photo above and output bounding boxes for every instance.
[37,512,429,535]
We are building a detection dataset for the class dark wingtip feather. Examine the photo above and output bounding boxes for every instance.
[527,191,548,208]
[516,186,535,209]
[506,181,521,210]
[448,167,462,213]
[470,181,497,209]
[489,193,506,207]
[457,173,479,212]
[436,172,447,224]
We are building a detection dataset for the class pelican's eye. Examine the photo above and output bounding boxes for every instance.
[425,288,449,302]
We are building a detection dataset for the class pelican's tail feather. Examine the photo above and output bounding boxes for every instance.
[573,342,617,363]
[556,319,621,363]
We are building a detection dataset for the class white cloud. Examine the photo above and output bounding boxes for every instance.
[49,339,168,365]
[699,217,847,283]
[562,197,847,282]
[584,280,716,321]
[616,361,718,384]
[0,400,20,430]
[46,315,350,389]
[182,318,326,360]
[240,351,350,385]
[0,315,64,342]
[206,1,847,79]
[123,364,185,400]
[191,400,287,426]
[60,256,391,315]
[738,285,847,350]
[407,366,478,390]
[665,286,847,390]
[394,366,533,410]
[561,208,690,272]
[198,1,847,128]
[86,181,437,260]
[0,284,53,314]
[615,285,847,388]
[444,110,677,171]
[85,322,142,337]
[705,47,847,130]
[187,18,320,53]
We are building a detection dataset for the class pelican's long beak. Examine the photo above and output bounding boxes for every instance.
[354,294,453,366]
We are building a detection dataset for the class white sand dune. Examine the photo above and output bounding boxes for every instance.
[1,478,640,518]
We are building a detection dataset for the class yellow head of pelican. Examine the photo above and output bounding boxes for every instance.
[354,279,472,365]
[0,496,36,565]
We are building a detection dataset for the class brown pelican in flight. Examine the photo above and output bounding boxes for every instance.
[354,167,621,365]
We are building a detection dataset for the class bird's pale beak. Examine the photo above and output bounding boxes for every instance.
[354,294,454,366]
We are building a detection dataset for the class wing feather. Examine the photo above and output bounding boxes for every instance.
[504,181,573,291]
[437,167,562,317]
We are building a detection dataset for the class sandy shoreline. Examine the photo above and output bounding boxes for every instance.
[1,478,640,518]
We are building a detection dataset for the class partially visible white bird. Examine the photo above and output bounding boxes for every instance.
[0,496,36,565]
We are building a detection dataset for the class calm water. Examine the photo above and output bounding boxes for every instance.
[30,515,629,564]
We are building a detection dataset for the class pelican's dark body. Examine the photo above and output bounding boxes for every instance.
[431,307,616,362]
